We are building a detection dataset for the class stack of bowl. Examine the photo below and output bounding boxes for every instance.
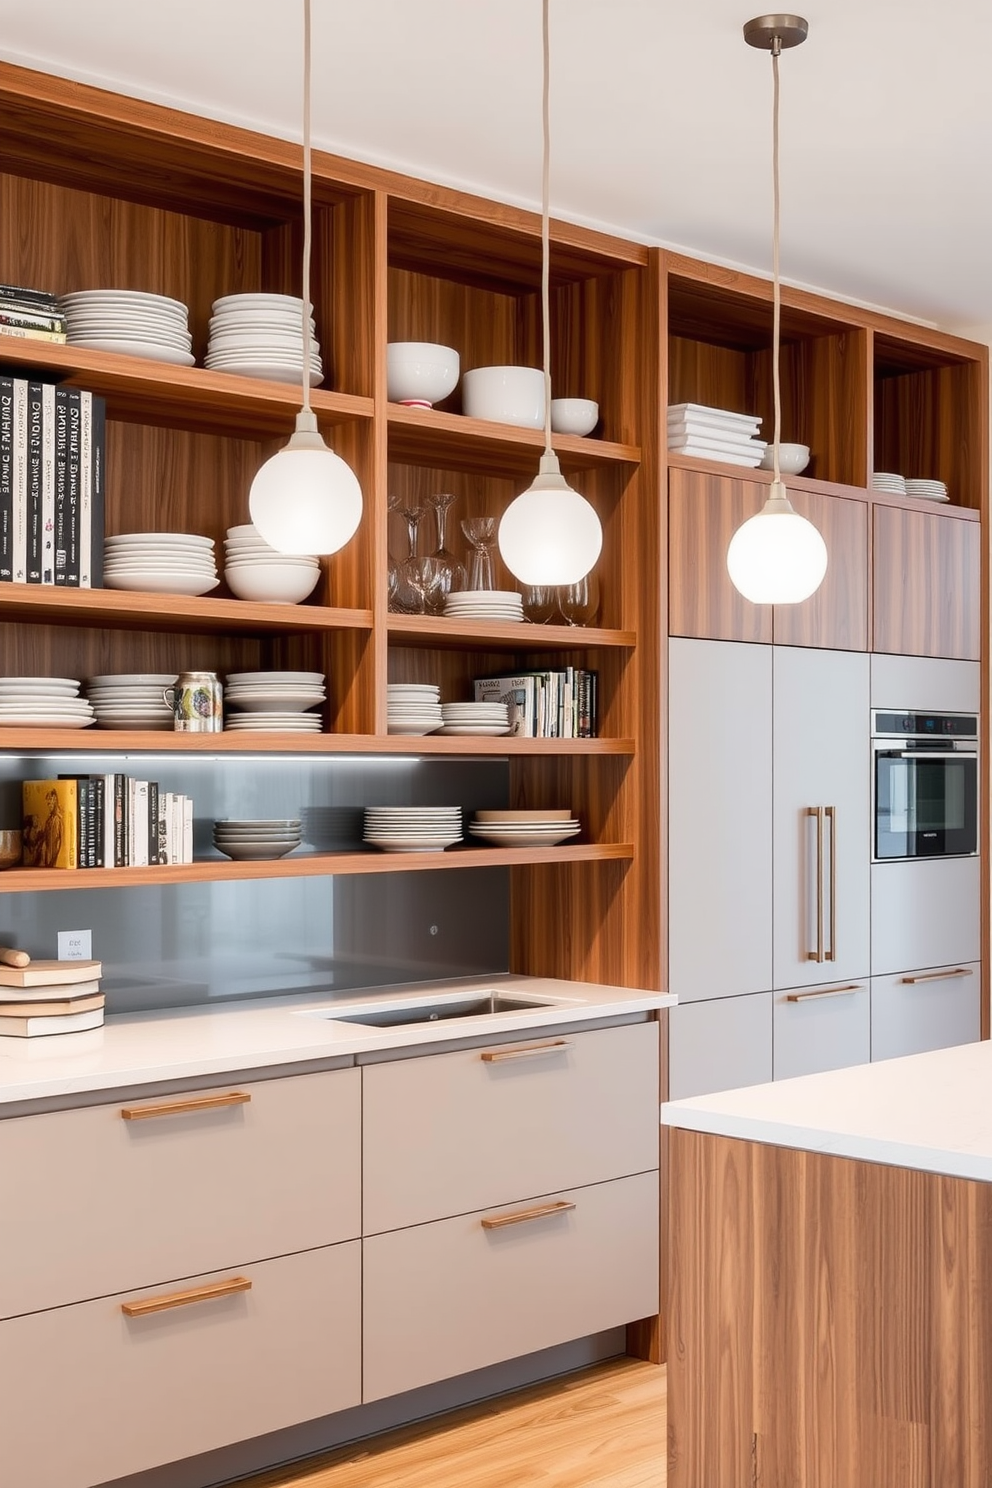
[213,818,302,861]
[223,670,326,734]
[223,524,321,604]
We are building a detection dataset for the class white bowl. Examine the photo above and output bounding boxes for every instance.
[387,342,460,407]
[224,563,320,603]
[550,398,599,436]
[758,442,810,475]
[462,366,544,429]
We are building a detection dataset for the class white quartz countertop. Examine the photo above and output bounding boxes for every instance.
[661,1040,992,1184]
[0,974,674,1105]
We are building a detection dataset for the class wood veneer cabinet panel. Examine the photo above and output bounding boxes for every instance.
[668,467,771,643]
[667,1128,992,1488]
[874,346,987,512]
[873,505,981,660]
[772,489,868,650]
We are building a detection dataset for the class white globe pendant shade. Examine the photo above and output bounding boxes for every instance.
[498,454,603,587]
[726,484,827,604]
[249,419,363,556]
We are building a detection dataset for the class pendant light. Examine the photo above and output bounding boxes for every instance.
[249,0,363,555]
[497,0,603,588]
[726,14,827,605]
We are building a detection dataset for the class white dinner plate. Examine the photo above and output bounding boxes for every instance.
[0,678,80,694]
[61,288,189,312]
[434,725,513,736]
[102,572,220,595]
[0,714,95,728]
[215,842,301,860]
[204,361,322,385]
[468,826,581,846]
[68,336,196,366]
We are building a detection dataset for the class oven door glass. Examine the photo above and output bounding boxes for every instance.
[875,751,978,859]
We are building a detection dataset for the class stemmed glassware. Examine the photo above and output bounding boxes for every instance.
[521,574,601,625]
[461,516,498,591]
[387,493,428,612]
[426,492,467,605]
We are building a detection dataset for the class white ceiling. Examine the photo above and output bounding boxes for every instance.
[1,0,990,331]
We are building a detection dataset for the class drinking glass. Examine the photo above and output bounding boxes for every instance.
[404,556,446,615]
[461,516,498,591]
[427,492,467,602]
[387,494,427,612]
[522,585,558,623]
[556,572,601,625]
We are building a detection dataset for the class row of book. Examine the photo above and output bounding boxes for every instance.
[0,374,106,587]
[0,283,67,344]
[474,668,598,738]
[0,956,103,1039]
[22,775,194,870]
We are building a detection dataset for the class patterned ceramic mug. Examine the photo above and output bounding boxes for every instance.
[164,671,223,732]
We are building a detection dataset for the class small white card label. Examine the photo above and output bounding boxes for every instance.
[58,929,93,962]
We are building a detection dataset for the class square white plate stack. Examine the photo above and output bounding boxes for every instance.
[86,672,176,730]
[213,819,302,860]
[905,478,949,503]
[59,290,194,366]
[363,805,463,853]
[0,677,95,728]
[871,472,907,495]
[102,533,219,597]
[205,294,322,385]
[437,701,511,736]
[387,683,443,735]
[224,671,325,733]
[667,403,766,467]
[443,590,524,623]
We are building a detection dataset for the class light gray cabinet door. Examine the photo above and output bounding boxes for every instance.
[668,992,773,1100]
[668,638,773,1004]
[870,654,980,714]
[871,858,981,975]
[773,647,871,990]
[773,978,870,1081]
[871,962,981,1062]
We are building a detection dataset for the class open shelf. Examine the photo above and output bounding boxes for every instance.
[0,585,373,636]
[386,614,635,652]
[0,840,635,892]
[387,404,639,476]
[0,729,635,756]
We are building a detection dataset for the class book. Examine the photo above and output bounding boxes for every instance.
[112,771,126,866]
[182,795,193,864]
[0,325,67,344]
[22,778,78,869]
[11,377,27,582]
[64,386,81,586]
[0,979,100,1003]
[58,772,102,869]
[148,781,159,864]
[53,386,69,584]
[40,381,55,583]
[131,779,149,866]
[0,307,65,333]
[0,1006,104,1037]
[0,959,102,988]
[0,992,104,1017]
[25,380,43,582]
[0,283,60,309]
[89,392,105,588]
[0,375,12,580]
[79,389,92,588]
[474,674,537,736]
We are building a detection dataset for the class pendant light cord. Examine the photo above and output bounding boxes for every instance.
[541,0,553,459]
[300,0,314,422]
[770,41,782,487]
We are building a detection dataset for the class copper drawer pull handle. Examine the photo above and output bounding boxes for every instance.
[806,807,825,963]
[786,984,862,1003]
[481,1200,576,1230]
[480,1040,571,1063]
[120,1091,251,1121]
[826,805,837,963]
[901,968,974,985]
[121,1276,252,1317]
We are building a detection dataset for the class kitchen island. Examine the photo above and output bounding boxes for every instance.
[661,1042,992,1488]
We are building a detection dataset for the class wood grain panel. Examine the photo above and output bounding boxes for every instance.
[667,1128,992,1488]
[772,490,868,650]
[387,267,520,395]
[751,330,870,487]
[667,334,750,418]
[668,467,772,642]
[873,505,981,660]
[874,358,986,512]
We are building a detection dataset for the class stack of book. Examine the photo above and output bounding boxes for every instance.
[22,775,194,870]
[0,284,67,344]
[0,956,104,1038]
[0,376,105,586]
[474,668,598,738]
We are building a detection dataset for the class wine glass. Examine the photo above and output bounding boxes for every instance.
[461,516,498,591]
[427,492,467,602]
[522,585,558,623]
[387,494,427,613]
[556,572,601,626]
[404,556,446,615]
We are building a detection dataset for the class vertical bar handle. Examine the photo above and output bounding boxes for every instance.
[806,806,825,963]
[826,805,837,963]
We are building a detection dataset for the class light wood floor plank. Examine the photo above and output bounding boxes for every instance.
[238,1359,666,1488]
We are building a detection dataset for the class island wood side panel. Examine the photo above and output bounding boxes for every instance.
[667,1127,992,1488]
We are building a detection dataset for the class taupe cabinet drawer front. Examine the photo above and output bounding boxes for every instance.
[362,1022,659,1234]
[363,1171,659,1402]
[0,1068,361,1319]
[773,980,870,1081]
[871,962,981,1062]
[0,1242,361,1488]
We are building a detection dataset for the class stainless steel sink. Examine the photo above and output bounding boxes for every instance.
[325,994,553,1028]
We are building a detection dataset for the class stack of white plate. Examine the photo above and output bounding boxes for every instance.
[437,701,511,737]
[86,672,176,730]
[667,403,766,467]
[224,670,325,734]
[59,289,194,366]
[103,533,219,597]
[468,809,581,848]
[443,590,525,623]
[205,294,322,385]
[363,805,462,853]
[214,819,302,861]
[0,677,94,728]
[387,683,443,735]
[223,525,321,604]
[871,472,907,495]
[905,478,949,503]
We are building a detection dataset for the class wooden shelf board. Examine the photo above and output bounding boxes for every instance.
[388,404,640,476]
[0,729,634,756]
[387,614,635,652]
[0,841,635,892]
[0,586,373,635]
[0,336,373,435]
